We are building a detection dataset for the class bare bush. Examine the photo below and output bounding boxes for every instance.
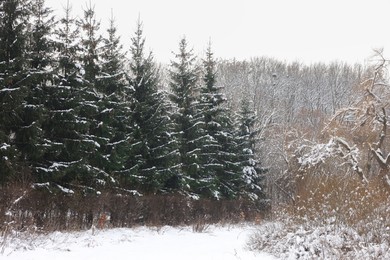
[0,184,265,237]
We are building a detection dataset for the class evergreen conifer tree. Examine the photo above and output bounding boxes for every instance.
[38,2,90,186]
[20,0,56,175]
[77,3,109,187]
[218,108,241,199]
[96,12,131,183]
[236,95,266,200]
[0,0,31,183]
[125,20,177,193]
[169,38,204,195]
[198,43,239,199]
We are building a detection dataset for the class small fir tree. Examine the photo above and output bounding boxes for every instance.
[236,95,266,201]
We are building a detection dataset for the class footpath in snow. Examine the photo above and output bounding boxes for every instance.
[1,224,277,260]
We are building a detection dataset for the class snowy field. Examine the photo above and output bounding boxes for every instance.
[1,225,277,260]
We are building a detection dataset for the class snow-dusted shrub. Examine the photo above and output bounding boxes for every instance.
[249,172,390,259]
[249,219,390,259]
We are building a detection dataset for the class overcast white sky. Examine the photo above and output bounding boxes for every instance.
[45,0,390,64]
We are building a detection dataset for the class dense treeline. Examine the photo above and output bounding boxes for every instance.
[2,1,387,257]
[0,0,265,202]
[1,0,373,233]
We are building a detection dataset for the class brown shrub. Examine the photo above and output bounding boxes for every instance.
[285,172,390,231]
[0,185,266,233]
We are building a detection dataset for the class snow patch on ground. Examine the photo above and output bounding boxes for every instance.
[2,225,277,260]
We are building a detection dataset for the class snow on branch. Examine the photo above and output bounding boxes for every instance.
[297,137,366,181]
[0,143,10,151]
[370,147,390,167]
[56,184,74,194]
[297,139,337,167]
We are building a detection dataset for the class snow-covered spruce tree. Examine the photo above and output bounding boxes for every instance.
[96,12,131,179]
[196,43,232,199]
[76,3,112,187]
[124,20,177,193]
[218,108,244,199]
[20,0,56,177]
[169,37,204,195]
[0,0,32,183]
[38,2,90,186]
[236,94,266,201]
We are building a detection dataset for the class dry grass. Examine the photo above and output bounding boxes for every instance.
[289,173,390,229]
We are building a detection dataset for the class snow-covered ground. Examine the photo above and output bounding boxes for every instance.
[1,225,277,260]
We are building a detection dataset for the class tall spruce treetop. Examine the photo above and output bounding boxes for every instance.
[125,20,177,193]
[78,2,102,84]
[55,1,80,79]
[0,0,31,183]
[169,37,204,194]
[28,0,55,71]
[201,43,226,134]
[100,12,126,94]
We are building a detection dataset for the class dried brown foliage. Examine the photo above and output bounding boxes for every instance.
[0,185,265,234]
